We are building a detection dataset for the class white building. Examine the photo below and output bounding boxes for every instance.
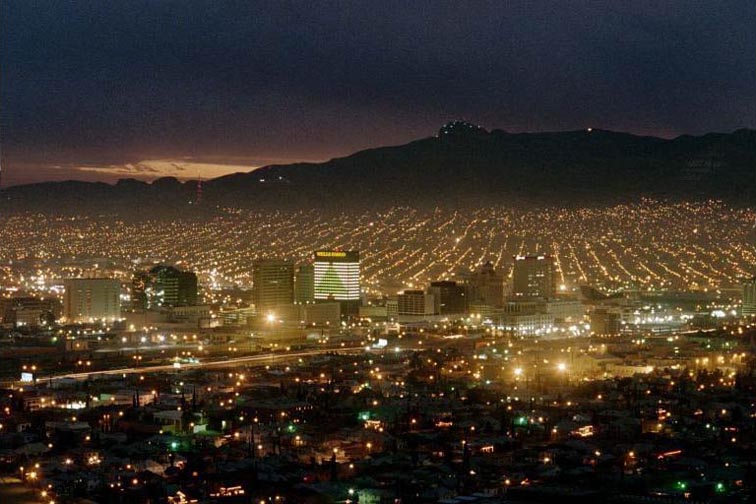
[63,278,121,322]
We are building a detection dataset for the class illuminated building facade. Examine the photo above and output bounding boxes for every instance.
[313,250,360,315]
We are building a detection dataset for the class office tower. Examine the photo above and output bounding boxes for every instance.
[744,277,756,316]
[295,263,315,304]
[469,261,504,307]
[427,281,467,314]
[155,266,198,307]
[512,255,556,299]
[398,290,436,317]
[253,259,295,311]
[133,265,198,309]
[313,250,360,315]
[64,278,121,322]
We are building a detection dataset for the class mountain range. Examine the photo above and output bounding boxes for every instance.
[3,121,755,215]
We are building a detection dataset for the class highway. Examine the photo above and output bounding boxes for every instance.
[42,347,367,382]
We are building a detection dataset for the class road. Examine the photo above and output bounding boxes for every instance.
[0,477,38,504]
[42,347,367,382]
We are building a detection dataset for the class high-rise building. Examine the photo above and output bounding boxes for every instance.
[64,278,121,322]
[133,265,198,309]
[469,261,504,307]
[427,281,467,314]
[512,255,556,300]
[253,259,295,311]
[743,277,756,316]
[295,263,315,304]
[398,290,436,317]
[313,250,360,315]
[156,266,198,307]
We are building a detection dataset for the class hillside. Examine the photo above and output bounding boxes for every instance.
[3,122,755,214]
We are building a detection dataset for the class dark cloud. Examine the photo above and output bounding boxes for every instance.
[2,0,755,184]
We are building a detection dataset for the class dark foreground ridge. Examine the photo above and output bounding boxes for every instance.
[2,123,755,214]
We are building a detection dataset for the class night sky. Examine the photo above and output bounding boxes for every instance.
[2,1,755,185]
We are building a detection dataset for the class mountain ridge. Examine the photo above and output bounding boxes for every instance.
[2,123,755,214]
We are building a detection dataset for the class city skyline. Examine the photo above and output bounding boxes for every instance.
[2,3,756,503]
